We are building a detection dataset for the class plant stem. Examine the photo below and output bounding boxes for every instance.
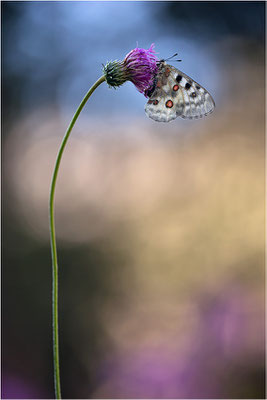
[49,75,106,399]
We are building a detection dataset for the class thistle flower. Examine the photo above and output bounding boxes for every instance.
[103,44,159,97]
[50,44,159,399]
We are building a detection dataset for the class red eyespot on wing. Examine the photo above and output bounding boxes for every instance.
[148,100,153,104]
[153,100,159,105]
[165,100,173,108]
[173,85,179,91]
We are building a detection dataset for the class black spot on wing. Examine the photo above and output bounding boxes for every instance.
[185,82,191,90]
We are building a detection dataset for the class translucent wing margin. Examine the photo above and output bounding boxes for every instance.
[169,66,215,119]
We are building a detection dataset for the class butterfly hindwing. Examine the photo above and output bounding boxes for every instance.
[145,88,181,123]
[145,62,215,122]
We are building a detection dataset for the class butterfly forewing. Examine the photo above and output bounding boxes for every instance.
[145,62,215,122]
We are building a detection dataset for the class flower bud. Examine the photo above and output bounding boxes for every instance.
[103,60,127,88]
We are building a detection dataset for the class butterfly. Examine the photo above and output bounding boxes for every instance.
[145,60,215,122]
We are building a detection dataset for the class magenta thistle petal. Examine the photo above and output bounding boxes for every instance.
[123,44,159,95]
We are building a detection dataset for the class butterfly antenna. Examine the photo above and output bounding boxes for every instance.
[165,53,178,61]
[164,53,182,62]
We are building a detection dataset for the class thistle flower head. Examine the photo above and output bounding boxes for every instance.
[103,44,159,97]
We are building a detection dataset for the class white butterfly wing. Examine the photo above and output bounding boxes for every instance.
[145,89,181,122]
[145,63,215,122]
[172,67,215,119]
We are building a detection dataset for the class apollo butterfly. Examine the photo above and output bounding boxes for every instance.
[145,60,215,122]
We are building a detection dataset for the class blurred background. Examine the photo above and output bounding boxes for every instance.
[2,1,265,399]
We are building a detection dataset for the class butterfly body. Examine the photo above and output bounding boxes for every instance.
[145,61,215,122]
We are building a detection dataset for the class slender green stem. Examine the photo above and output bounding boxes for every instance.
[49,75,106,399]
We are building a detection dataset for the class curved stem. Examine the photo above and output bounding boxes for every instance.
[49,75,106,399]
